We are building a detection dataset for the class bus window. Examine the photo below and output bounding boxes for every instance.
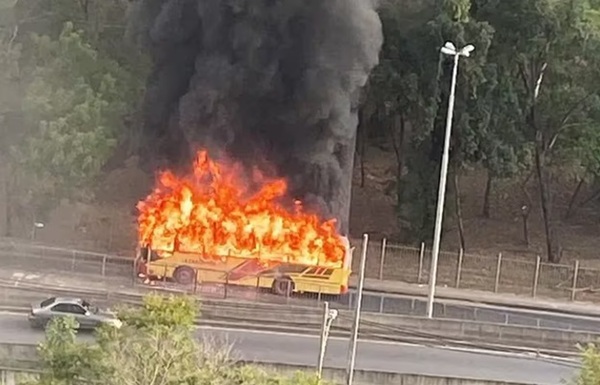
[140,247,160,262]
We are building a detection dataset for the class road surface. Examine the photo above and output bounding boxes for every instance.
[2,247,600,333]
[0,313,576,385]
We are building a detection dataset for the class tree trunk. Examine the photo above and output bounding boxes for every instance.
[0,163,7,237]
[394,115,406,206]
[358,108,367,188]
[534,145,558,262]
[564,177,585,219]
[482,171,493,218]
[453,170,466,251]
[384,113,406,205]
[521,206,530,247]
[389,114,405,177]
[578,188,600,208]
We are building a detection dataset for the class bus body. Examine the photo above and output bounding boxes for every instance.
[136,237,354,296]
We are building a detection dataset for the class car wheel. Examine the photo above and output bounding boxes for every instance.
[30,318,47,329]
[28,319,40,329]
[272,277,294,296]
[173,266,196,285]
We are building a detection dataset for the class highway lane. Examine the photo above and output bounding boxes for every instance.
[3,250,600,333]
[0,313,576,385]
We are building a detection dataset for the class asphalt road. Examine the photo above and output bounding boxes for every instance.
[0,313,576,385]
[2,248,600,333]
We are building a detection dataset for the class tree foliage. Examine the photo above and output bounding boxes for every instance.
[362,0,600,258]
[33,294,327,385]
[116,293,198,331]
[20,21,138,196]
[570,343,600,385]
[0,0,149,234]
[367,0,495,241]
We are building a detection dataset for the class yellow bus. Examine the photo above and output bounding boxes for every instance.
[135,237,354,296]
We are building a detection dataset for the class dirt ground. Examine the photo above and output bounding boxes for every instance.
[17,145,600,272]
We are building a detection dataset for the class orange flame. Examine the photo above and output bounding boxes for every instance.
[136,150,346,267]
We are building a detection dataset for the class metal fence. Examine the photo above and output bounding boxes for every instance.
[1,238,599,332]
[355,237,600,303]
[0,239,135,280]
[4,236,600,305]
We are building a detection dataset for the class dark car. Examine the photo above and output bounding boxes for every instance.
[28,296,122,330]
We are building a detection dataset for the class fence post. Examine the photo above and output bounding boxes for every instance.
[378,238,387,280]
[131,256,137,286]
[455,248,463,288]
[193,268,198,294]
[494,253,502,293]
[254,275,260,301]
[101,255,107,277]
[532,256,541,298]
[571,260,580,302]
[417,242,425,283]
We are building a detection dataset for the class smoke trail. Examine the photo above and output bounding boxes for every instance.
[130,0,382,234]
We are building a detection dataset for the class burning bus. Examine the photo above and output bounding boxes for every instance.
[135,150,354,296]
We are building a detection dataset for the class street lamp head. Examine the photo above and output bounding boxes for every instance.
[443,41,456,51]
[460,44,475,57]
[440,42,475,57]
[440,46,456,56]
[440,41,456,56]
[328,309,338,320]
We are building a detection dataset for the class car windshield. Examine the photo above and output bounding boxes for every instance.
[40,297,56,308]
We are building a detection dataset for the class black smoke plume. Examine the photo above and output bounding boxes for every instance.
[130,0,382,234]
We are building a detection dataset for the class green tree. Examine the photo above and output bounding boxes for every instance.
[14,21,141,218]
[474,0,600,262]
[116,293,198,330]
[34,294,328,385]
[569,343,600,385]
[36,316,103,385]
[0,0,149,236]
[0,4,23,236]
[366,0,494,245]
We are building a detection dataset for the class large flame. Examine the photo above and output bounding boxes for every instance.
[136,150,346,267]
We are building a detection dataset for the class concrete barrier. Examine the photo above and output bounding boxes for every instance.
[201,300,596,352]
[0,347,536,385]
[0,344,38,370]
[261,363,531,385]
[0,281,592,354]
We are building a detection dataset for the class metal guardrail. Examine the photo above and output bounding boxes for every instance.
[0,240,598,333]
[4,234,600,303]
[0,280,592,356]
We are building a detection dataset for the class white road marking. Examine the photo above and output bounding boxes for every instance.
[25,274,40,280]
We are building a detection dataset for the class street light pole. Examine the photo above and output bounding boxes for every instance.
[317,301,338,379]
[426,42,474,319]
[345,233,368,385]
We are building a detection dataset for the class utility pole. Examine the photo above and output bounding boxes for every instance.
[316,301,338,379]
[426,42,474,319]
[345,233,368,385]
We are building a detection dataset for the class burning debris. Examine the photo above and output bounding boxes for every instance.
[130,0,383,233]
[137,150,347,267]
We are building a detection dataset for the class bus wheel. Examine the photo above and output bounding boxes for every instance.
[272,277,294,296]
[174,266,195,285]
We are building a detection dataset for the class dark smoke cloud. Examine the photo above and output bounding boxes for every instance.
[130,0,382,234]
